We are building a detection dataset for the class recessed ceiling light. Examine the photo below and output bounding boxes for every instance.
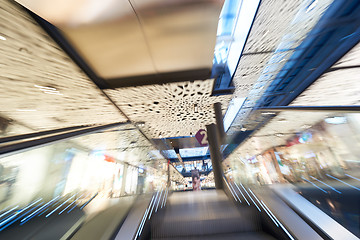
[34,85,63,95]
[16,109,37,112]
[0,35,6,41]
[34,85,57,91]
[261,112,276,115]
[324,116,347,125]
[43,90,63,95]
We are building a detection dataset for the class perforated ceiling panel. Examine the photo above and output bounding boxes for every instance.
[0,0,127,135]
[232,0,302,99]
[228,0,333,134]
[105,79,231,138]
[226,38,360,159]
[233,54,272,98]
[291,42,360,106]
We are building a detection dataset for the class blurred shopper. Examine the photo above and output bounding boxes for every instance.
[193,176,201,191]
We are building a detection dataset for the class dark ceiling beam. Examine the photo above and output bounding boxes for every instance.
[106,68,212,89]
[325,64,360,72]
[211,86,235,96]
[257,105,360,112]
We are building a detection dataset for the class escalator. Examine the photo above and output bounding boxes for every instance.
[150,190,276,240]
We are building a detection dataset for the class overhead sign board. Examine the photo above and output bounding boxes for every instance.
[195,129,208,147]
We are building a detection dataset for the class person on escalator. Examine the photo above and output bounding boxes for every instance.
[193,176,201,191]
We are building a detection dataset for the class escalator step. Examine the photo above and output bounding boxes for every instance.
[151,191,263,238]
[151,214,261,238]
[151,232,277,240]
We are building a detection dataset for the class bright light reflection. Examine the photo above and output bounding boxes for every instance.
[227,0,261,74]
[16,109,37,112]
[161,150,177,159]
[223,98,245,132]
[179,147,208,158]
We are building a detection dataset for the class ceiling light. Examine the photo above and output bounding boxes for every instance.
[35,85,63,95]
[301,124,312,129]
[135,122,145,127]
[261,112,276,115]
[240,127,247,131]
[324,116,347,125]
[43,90,63,95]
[0,35,6,41]
[16,109,37,111]
[34,85,57,91]
[275,133,284,137]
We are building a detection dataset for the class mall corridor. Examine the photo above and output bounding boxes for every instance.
[1,0,360,239]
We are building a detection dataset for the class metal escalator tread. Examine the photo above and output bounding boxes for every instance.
[151,190,264,239]
[151,207,261,238]
[151,232,277,240]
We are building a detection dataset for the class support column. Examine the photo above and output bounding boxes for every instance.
[206,123,224,189]
[214,102,226,144]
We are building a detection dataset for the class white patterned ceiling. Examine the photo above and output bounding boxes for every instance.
[105,79,231,139]
[0,0,168,171]
[227,40,360,158]
[232,0,303,99]
[0,0,232,178]
[228,0,334,134]
[291,42,360,106]
[0,0,127,136]
[6,0,356,171]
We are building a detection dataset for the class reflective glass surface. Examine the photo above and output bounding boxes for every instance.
[224,111,360,237]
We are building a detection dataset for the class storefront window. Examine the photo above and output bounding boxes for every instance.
[0,124,174,217]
